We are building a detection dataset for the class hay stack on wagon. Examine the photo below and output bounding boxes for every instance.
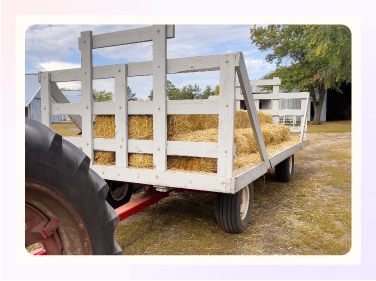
[92,109,298,173]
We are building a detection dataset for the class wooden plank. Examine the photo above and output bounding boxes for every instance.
[79,25,175,50]
[288,126,302,133]
[152,25,168,171]
[248,77,281,86]
[269,143,302,167]
[217,53,237,177]
[168,141,218,158]
[115,64,128,167]
[52,103,81,115]
[253,92,310,100]
[94,138,115,151]
[80,31,94,162]
[49,64,122,82]
[91,165,234,193]
[300,94,310,142]
[236,53,270,168]
[50,83,82,130]
[273,85,279,94]
[64,137,83,147]
[259,109,306,116]
[49,54,224,82]
[271,99,280,124]
[40,72,51,127]
[129,100,153,115]
[168,99,219,114]
[234,163,268,193]
[129,139,153,154]
[93,101,115,115]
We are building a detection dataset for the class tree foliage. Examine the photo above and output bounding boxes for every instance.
[93,86,137,102]
[148,80,219,100]
[250,24,351,124]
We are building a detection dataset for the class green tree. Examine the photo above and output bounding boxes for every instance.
[200,85,216,99]
[93,89,113,102]
[127,86,137,101]
[250,24,351,125]
[215,85,220,95]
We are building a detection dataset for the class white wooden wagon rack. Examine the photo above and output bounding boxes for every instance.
[38,24,309,235]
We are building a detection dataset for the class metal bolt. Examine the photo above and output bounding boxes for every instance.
[118,69,121,72]
[225,60,229,63]
[119,106,122,109]
[157,30,160,34]
[50,224,57,232]
[158,107,161,111]
[155,175,159,179]
[158,65,160,68]
[44,106,46,110]
[226,104,229,107]
[86,142,89,146]
[225,150,227,153]
[83,40,86,44]
[157,147,160,151]
[85,72,87,74]
[120,145,122,148]
[86,105,89,109]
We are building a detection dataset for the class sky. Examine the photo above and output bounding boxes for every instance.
[25,24,275,100]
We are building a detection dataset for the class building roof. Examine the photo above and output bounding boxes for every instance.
[25,73,85,105]
[25,73,41,107]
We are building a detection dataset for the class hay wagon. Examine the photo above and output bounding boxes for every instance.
[25,25,309,255]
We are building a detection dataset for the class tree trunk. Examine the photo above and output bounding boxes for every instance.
[311,84,326,125]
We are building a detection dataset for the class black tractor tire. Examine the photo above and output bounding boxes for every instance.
[25,118,122,255]
[275,154,294,183]
[105,181,134,209]
[215,183,254,234]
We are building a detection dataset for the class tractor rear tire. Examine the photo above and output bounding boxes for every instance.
[25,118,122,255]
[215,183,254,234]
[275,154,294,183]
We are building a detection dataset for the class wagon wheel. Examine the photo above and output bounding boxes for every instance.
[25,118,122,255]
[106,181,134,209]
[275,154,294,182]
[215,183,254,234]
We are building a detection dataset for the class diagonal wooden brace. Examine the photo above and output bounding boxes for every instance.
[236,52,271,169]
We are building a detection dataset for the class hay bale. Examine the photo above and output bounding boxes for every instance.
[92,109,295,173]
[94,151,115,165]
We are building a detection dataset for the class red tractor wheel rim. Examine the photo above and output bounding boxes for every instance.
[25,203,62,255]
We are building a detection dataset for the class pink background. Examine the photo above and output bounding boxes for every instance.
[2,0,374,279]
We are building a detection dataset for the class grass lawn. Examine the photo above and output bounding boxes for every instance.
[42,120,352,255]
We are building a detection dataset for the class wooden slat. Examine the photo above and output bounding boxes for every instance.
[269,143,302,167]
[300,95,310,142]
[168,141,218,158]
[52,103,81,115]
[253,92,310,100]
[80,31,94,162]
[128,139,153,154]
[115,64,128,167]
[92,99,219,115]
[234,164,268,193]
[40,72,51,127]
[248,77,281,86]
[64,137,83,147]
[236,53,270,168]
[217,53,237,177]
[91,165,234,193]
[79,25,175,50]
[259,109,305,116]
[152,25,168,171]
[93,101,116,115]
[94,138,115,151]
[50,83,82,130]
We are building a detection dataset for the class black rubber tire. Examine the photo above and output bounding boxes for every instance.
[25,118,122,255]
[105,181,134,209]
[215,183,254,234]
[275,154,294,183]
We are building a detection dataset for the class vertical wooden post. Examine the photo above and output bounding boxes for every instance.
[217,53,237,177]
[115,64,128,167]
[272,99,279,124]
[152,25,167,171]
[40,72,51,127]
[80,31,94,162]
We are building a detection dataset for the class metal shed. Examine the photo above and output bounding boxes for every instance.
[25,73,84,123]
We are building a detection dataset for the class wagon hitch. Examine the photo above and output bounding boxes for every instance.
[115,187,173,222]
